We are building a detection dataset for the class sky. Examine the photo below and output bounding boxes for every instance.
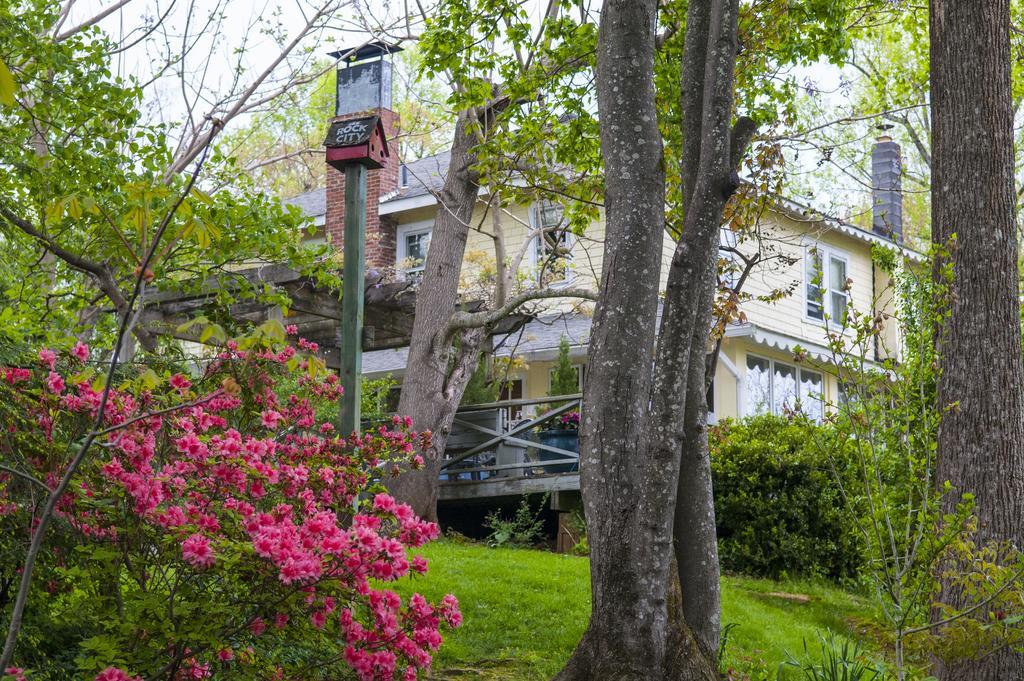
[66,0,872,220]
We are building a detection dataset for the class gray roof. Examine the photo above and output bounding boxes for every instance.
[397,151,450,200]
[362,346,410,376]
[283,188,326,218]
[493,313,591,360]
[283,151,452,220]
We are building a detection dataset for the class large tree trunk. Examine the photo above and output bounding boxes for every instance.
[389,112,485,522]
[555,2,716,679]
[930,1,1024,679]
[661,0,751,663]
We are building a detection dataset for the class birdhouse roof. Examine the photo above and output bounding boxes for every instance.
[328,41,404,63]
[323,116,383,149]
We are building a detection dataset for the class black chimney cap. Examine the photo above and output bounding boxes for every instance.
[328,41,404,63]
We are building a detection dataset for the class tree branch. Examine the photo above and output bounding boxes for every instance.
[447,287,598,331]
[55,0,136,42]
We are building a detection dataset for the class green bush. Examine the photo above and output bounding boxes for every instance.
[710,415,862,580]
[460,353,501,406]
[484,494,549,548]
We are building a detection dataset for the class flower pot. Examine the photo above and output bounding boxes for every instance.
[536,429,579,474]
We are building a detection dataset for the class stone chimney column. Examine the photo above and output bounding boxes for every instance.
[871,129,903,242]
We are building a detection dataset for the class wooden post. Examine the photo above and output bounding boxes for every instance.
[339,162,367,434]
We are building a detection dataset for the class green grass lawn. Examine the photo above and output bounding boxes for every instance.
[394,540,881,680]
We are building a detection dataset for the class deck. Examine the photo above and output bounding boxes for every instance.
[437,395,582,502]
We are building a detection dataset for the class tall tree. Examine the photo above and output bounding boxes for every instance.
[555,1,682,675]
[930,2,1024,680]
[556,0,751,676]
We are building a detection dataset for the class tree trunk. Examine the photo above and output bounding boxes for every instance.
[554,2,716,679]
[389,112,485,522]
[661,0,750,663]
[673,270,722,659]
[931,1,1024,679]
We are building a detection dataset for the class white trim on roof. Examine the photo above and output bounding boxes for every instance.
[379,193,437,215]
[494,343,589,363]
[774,196,925,263]
[724,323,836,364]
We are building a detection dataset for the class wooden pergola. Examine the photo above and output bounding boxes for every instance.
[138,263,529,368]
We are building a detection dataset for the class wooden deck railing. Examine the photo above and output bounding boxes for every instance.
[439,394,582,483]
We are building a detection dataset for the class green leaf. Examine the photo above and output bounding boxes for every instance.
[175,316,207,333]
[0,58,15,107]
[139,368,160,390]
[72,366,97,384]
[67,196,83,220]
[258,318,286,342]
[199,323,226,344]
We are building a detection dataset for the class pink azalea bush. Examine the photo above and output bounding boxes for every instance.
[0,333,457,680]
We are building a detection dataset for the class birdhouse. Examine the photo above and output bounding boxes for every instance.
[324,115,390,170]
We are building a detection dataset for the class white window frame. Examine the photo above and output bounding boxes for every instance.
[396,220,433,277]
[804,243,851,326]
[719,227,742,290]
[743,353,825,422]
[547,362,584,394]
[529,201,576,287]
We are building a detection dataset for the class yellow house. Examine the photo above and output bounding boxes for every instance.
[283,45,920,427]
[285,134,919,424]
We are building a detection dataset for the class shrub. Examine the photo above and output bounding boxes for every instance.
[484,494,548,548]
[548,337,579,399]
[783,630,887,681]
[362,373,399,419]
[710,415,862,580]
[460,353,500,407]
[0,333,459,681]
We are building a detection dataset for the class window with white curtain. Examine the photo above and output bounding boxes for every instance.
[745,354,824,421]
[805,245,850,324]
[396,222,433,277]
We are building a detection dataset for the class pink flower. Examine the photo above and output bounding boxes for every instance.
[440,594,462,628]
[94,668,141,681]
[285,324,298,335]
[47,371,66,395]
[184,660,210,679]
[38,348,56,370]
[311,609,327,629]
[217,648,234,662]
[373,493,396,513]
[181,534,215,568]
[169,373,192,394]
[71,341,90,362]
[5,667,27,681]
[261,410,283,429]
[249,617,266,637]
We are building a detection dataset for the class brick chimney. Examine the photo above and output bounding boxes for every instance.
[325,42,402,271]
[871,126,903,242]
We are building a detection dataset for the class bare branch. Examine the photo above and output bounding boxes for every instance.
[55,0,136,42]
[245,147,321,171]
[447,286,598,331]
